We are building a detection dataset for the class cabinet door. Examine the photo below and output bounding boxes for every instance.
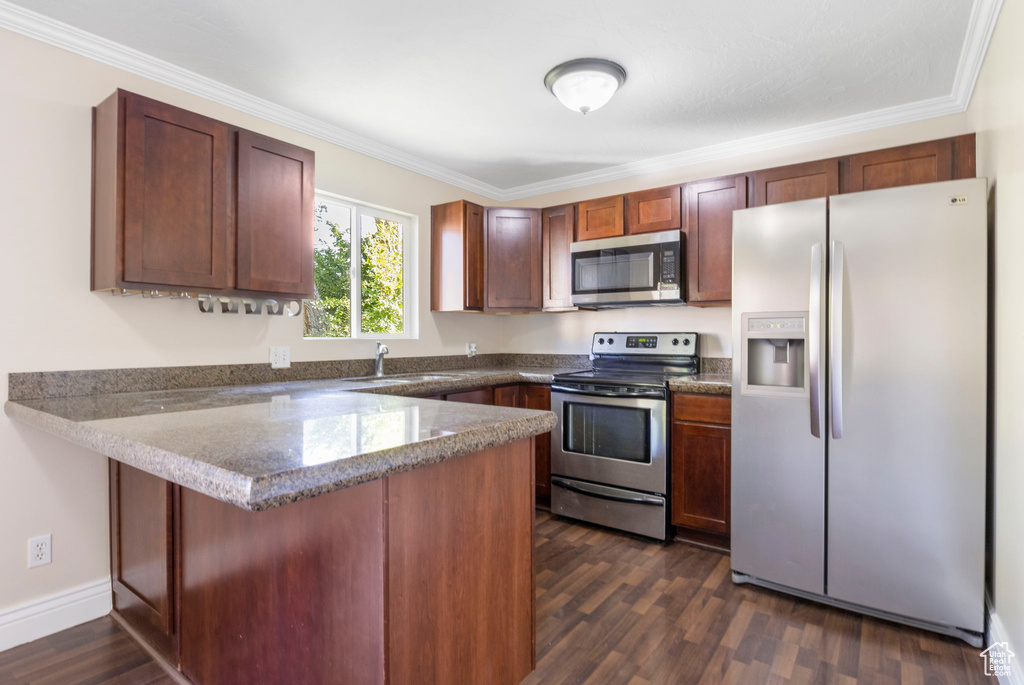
[123,93,230,289]
[625,186,681,234]
[430,200,484,312]
[671,421,730,534]
[446,387,494,405]
[484,207,542,310]
[843,139,955,193]
[576,195,624,240]
[494,384,521,407]
[753,159,839,206]
[684,175,747,304]
[110,462,177,660]
[541,205,576,311]
[521,385,552,498]
[236,130,315,296]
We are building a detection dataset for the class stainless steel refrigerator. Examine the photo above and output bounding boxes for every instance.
[731,178,987,646]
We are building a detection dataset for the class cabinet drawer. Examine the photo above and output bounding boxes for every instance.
[445,387,494,405]
[672,393,731,424]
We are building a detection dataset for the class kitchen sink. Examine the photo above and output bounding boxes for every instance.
[358,374,456,384]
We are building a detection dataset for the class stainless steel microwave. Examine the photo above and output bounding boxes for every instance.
[570,229,683,307]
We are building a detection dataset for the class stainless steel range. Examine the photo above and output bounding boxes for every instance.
[550,332,699,540]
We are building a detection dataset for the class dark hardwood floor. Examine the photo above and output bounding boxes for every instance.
[0,511,989,685]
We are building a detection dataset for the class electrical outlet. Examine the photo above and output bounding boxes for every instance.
[466,343,477,357]
[28,534,51,568]
[270,346,290,369]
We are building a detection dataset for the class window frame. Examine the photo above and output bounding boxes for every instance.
[304,189,418,341]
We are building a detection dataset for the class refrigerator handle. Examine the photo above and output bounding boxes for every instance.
[809,243,823,438]
[830,240,845,439]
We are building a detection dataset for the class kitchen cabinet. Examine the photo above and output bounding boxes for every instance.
[752,159,839,206]
[493,384,520,407]
[445,387,494,404]
[541,205,576,311]
[671,393,731,545]
[521,384,552,500]
[576,195,624,240]
[683,175,748,305]
[625,185,682,234]
[92,90,315,298]
[840,135,975,193]
[484,207,542,311]
[236,130,315,296]
[109,462,178,663]
[430,200,484,311]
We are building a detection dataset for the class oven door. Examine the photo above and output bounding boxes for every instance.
[570,230,681,306]
[550,388,667,494]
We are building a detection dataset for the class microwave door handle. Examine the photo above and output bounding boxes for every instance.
[551,479,664,506]
[830,240,845,439]
[809,243,823,438]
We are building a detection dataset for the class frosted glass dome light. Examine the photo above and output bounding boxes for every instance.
[544,59,627,115]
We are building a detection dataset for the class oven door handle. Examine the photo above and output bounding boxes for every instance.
[550,385,666,399]
[552,479,665,506]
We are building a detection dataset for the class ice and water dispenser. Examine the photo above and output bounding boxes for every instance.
[740,313,808,397]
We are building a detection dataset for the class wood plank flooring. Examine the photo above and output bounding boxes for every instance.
[0,511,991,684]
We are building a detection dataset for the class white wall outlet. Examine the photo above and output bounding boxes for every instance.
[466,343,477,357]
[270,346,291,369]
[28,534,51,568]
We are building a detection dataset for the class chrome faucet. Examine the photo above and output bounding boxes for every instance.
[374,341,390,377]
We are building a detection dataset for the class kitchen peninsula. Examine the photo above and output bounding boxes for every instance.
[5,370,559,685]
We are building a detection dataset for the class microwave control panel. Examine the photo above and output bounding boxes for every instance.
[592,332,698,355]
[660,249,678,284]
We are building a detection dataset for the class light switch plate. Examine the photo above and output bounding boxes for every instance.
[270,346,291,369]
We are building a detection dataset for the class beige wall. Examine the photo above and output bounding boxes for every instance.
[967,0,1024,655]
[0,28,503,610]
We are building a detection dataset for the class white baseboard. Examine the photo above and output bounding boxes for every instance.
[0,578,112,652]
[988,602,1024,685]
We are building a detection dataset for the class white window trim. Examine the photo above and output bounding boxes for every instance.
[305,189,418,341]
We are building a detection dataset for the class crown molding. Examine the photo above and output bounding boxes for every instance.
[0,0,1003,204]
[0,0,507,201]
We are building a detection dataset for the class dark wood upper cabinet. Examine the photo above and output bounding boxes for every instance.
[110,462,178,663]
[841,135,975,193]
[430,200,484,312]
[576,195,624,240]
[92,90,315,298]
[684,175,748,305]
[119,92,231,290]
[753,159,839,207]
[541,204,576,311]
[625,185,682,234]
[484,207,542,311]
[236,130,315,297]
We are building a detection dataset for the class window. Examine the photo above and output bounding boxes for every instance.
[304,191,415,339]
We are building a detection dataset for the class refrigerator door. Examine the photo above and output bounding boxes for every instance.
[827,178,987,632]
[732,198,827,594]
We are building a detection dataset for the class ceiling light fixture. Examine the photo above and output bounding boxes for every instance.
[544,58,627,115]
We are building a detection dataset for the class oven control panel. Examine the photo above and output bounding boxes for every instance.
[591,332,698,355]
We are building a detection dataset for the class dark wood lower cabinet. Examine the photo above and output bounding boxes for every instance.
[111,439,536,685]
[521,385,552,501]
[109,462,178,663]
[670,393,731,549]
[444,387,494,404]
[493,384,520,407]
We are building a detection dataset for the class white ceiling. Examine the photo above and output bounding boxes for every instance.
[2,0,997,198]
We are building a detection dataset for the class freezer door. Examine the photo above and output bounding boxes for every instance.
[827,178,987,632]
[732,198,827,594]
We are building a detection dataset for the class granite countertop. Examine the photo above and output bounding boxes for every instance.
[4,368,569,511]
[668,373,732,396]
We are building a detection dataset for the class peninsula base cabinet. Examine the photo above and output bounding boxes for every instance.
[109,439,536,685]
[670,393,731,551]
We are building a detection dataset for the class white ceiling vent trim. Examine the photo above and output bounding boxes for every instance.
[0,0,1003,204]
